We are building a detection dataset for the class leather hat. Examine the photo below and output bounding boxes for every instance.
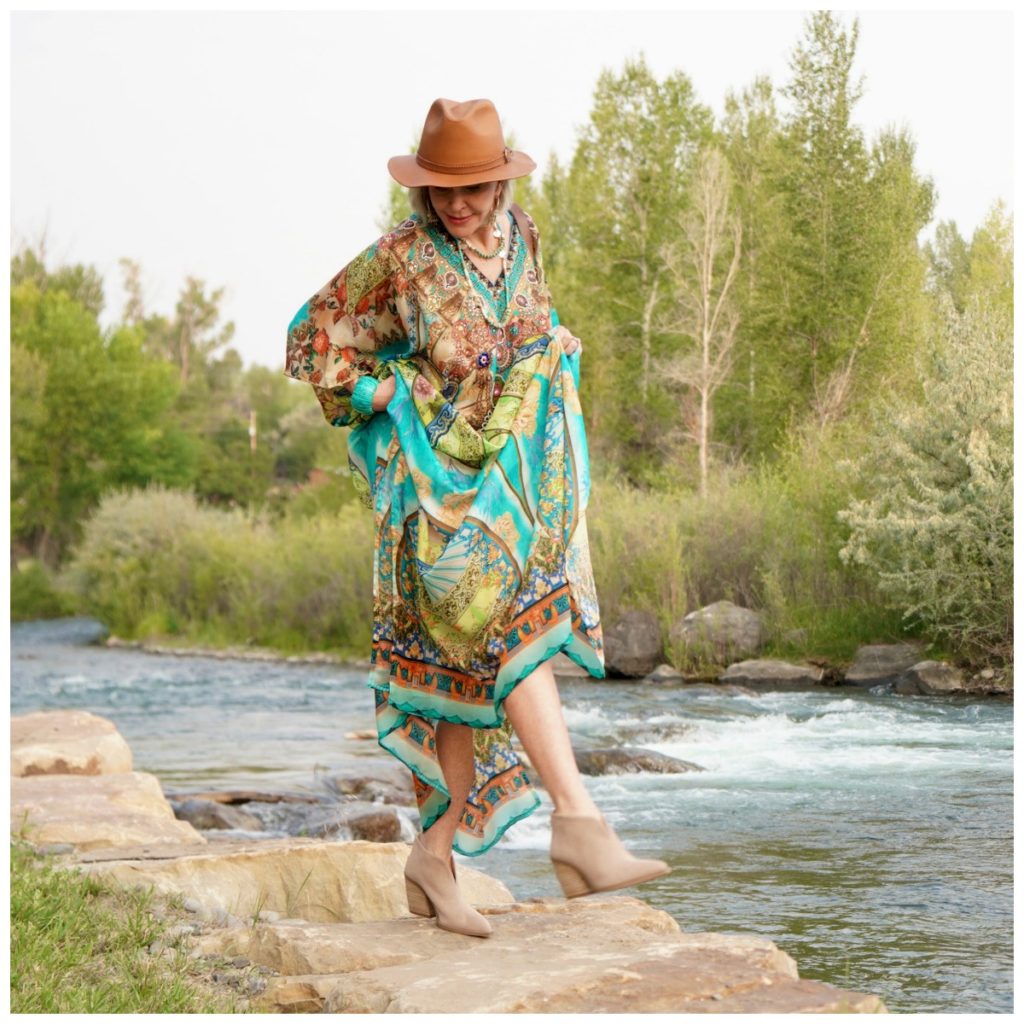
[388,98,536,187]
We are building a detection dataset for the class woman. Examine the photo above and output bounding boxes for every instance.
[284,98,670,938]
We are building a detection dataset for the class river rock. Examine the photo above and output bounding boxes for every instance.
[70,837,513,924]
[171,798,264,832]
[719,659,826,691]
[164,789,322,806]
[188,895,884,1014]
[643,663,687,684]
[668,600,763,664]
[841,643,925,686]
[11,709,133,777]
[894,660,966,696]
[574,747,703,776]
[604,610,665,677]
[322,763,416,807]
[12,771,206,851]
[315,802,405,843]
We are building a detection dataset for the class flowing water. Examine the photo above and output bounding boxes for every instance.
[11,618,1013,1013]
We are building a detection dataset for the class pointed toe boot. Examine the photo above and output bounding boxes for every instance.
[550,811,671,899]
[403,835,492,938]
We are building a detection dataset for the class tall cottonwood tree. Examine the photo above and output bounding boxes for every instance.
[540,57,714,480]
[656,147,742,496]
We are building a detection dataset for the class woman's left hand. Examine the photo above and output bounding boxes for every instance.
[553,324,583,355]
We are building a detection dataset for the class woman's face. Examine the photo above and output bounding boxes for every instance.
[428,181,500,241]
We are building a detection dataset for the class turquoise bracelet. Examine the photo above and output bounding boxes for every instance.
[350,375,379,416]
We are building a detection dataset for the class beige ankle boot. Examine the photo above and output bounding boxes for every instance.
[550,811,671,898]
[403,835,492,938]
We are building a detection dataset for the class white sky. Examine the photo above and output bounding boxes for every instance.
[9,8,1015,372]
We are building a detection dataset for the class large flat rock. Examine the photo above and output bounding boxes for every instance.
[191,895,886,1013]
[72,837,513,925]
[12,771,205,851]
[11,709,133,777]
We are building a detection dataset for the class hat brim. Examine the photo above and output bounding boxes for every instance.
[387,151,537,188]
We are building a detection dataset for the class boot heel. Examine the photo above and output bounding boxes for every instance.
[552,859,592,899]
[405,877,435,917]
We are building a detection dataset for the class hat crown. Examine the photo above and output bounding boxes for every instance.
[416,98,508,173]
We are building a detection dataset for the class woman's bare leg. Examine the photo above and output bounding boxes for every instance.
[420,719,476,860]
[503,659,600,817]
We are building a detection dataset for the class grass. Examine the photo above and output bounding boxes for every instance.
[9,840,256,1014]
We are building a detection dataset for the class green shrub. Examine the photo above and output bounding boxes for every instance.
[11,560,77,621]
[836,299,1013,663]
[62,485,374,656]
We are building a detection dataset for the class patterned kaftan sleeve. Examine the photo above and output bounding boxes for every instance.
[283,229,418,427]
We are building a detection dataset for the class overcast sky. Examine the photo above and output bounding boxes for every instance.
[10,9,1014,371]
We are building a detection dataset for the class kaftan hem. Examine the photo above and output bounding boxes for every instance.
[368,617,603,857]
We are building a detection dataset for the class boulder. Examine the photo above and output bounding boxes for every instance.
[11,709,133,777]
[842,643,925,687]
[11,771,206,851]
[574,747,703,776]
[187,895,885,1014]
[71,837,514,925]
[669,601,763,664]
[719,659,826,691]
[895,660,965,696]
[604,610,665,677]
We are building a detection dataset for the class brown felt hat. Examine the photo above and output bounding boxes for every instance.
[388,98,536,188]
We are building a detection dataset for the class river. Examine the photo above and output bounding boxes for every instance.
[10,618,1013,1013]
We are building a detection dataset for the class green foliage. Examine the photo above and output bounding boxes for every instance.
[587,425,917,669]
[836,299,1013,663]
[10,278,191,564]
[539,55,715,479]
[926,201,1013,317]
[62,486,374,656]
[12,243,105,317]
[10,841,248,1013]
[11,560,77,621]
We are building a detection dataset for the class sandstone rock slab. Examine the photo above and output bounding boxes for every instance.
[190,895,885,1014]
[71,837,513,925]
[11,709,133,777]
[12,771,205,851]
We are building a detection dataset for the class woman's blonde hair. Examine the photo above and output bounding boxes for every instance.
[408,179,515,223]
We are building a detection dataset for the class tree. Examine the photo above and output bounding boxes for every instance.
[656,147,742,496]
[10,277,189,565]
[541,56,714,479]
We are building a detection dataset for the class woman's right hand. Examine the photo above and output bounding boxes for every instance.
[370,374,397,412]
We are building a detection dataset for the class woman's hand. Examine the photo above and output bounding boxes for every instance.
[370,375,397,412]
[553,324,583,355]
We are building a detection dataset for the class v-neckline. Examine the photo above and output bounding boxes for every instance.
[460,212,513,286]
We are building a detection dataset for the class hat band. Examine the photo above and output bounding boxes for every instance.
[415,147,512,174]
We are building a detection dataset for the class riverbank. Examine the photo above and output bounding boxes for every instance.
[101,624,1011,700]
[10,709,888,1013]
[11,618,1013,1011]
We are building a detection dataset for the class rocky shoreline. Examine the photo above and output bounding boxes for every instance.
[99,597,1011,699]
[11,709,888,1013]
